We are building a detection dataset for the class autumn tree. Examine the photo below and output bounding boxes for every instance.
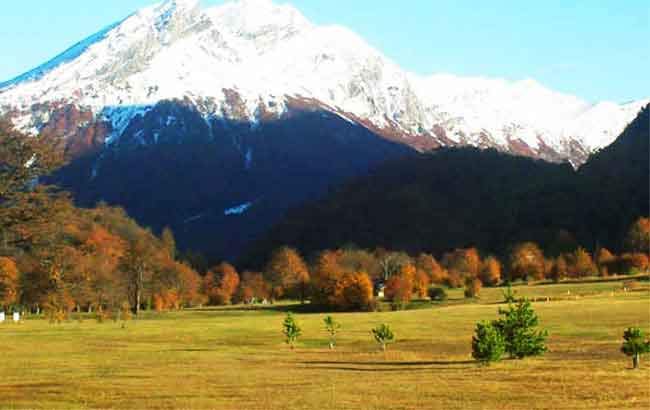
[416,253,447,284]
[204,262,240,305]
[0,122,65,252]
[119,237,155,315]
[626,217,650,254]
[237,271,271,304]
[161,227,177,260]
[266,247,310,303]
[384,263,415,308]
[338,249,381,281]
[619,253,650,273]
[596,248,616,277]
[567,247,597,278]
[413,269,431,298]
[549,255,568,282]
[480,256,501,286]
[330,271,374,311]
[509,242,545,281]
[175,262,203,307]
[0,257,19,308]
[377,251,412,281]
[442,248,481,279]
[310,250,343,307]
[310,250,374,311]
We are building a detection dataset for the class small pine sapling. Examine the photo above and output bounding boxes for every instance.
[621,327,650,369]
[372,323,395,351]
[502,284,517,304]
[472,321,505,365]
[282,312,302,349]
[494,299,548,359]
[323,315,341,349]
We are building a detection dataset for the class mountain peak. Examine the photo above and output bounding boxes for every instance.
[206,0,312,36]
[0,0,647,166]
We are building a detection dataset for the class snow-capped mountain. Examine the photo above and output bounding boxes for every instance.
[1,0,646,165]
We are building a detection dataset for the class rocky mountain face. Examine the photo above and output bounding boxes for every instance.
[0,0,647,260]
[1,0,647,163]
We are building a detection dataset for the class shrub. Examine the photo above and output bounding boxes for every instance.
[428,287,448,302]
[472,321,506,365]
[621,327,650,369]
[282,312,301,349]
[494,299,548,359]
[371,323,395,351]
[323,315,341,350]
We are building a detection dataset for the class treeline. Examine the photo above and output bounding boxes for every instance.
[1,121,648,316]
[244,105,649,267]
[201,216,649,311]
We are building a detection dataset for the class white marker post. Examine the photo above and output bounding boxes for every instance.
[12,312,19,322]
[0,312,5,322]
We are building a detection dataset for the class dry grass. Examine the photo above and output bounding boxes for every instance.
[0,282,649,409]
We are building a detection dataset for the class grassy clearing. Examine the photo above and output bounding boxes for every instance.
[0,282,649,409]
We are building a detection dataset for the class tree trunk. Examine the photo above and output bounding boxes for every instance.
[633,353,639,369]
[329,341,334,350]
[381,343,386,352]
[135,267,143,316]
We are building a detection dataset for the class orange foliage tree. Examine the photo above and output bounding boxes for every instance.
[413,269,431,298]
[237,271,271,304]
[0,257,19,308]
[479,256,502,286]
[204,262,240,305]
[596,248,616,276]
[384,263,415,306]
[549,255,568,282]
[567,248,597,278]
[416,253,448,285]
[509,242,546,281]
[266,247,310,302]
[330,271,374,311]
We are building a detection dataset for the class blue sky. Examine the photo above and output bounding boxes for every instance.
[1,0,647,103]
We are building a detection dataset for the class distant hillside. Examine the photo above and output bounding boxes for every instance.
[243,105,649,267]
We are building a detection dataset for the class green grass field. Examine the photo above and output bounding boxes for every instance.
[1,280,649,410]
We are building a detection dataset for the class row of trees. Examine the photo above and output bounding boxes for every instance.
[1,121,647,315]
[203,216,648,311]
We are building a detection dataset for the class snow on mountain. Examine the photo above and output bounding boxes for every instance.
[0,0,647,164]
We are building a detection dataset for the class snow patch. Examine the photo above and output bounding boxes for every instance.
[244,147,253,169]
[224,202,252,216]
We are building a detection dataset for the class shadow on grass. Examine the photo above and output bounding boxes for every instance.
[302,359,478,372]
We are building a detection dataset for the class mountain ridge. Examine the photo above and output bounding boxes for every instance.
[242,104,650,267]
[1,0,647,165]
